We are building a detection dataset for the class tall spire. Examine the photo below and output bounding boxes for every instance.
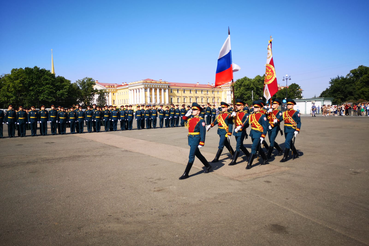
[51,49,55,74]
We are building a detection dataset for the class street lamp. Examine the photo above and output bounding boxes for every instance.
[282,75,291,110]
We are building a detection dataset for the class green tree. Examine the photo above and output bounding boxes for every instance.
[234,75,265,106]
[274,83,303,100]
[96,90,108,107]
[75,77,97,106]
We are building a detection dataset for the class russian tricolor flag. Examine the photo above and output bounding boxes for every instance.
[215,35,233,87]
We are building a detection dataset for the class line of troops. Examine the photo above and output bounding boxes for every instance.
[0,103,221,138]
[179,99,301,179]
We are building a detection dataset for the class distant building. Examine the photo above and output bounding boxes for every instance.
[294,97,334,114]
[93,78,232,106]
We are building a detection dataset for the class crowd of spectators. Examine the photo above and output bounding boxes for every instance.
[317,103,369,116]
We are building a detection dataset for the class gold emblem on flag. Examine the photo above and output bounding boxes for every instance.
[264,64,276,85]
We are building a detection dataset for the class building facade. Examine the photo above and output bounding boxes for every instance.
[93,78,232,106]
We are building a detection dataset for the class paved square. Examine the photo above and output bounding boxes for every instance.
[0,116,368,245]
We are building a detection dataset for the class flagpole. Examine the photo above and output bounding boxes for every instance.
[228,27,236,108]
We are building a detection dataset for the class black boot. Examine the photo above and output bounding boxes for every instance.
[241,145,250,159]
[246,154,255,169]
[179,162,193,180]
[274,142,283,155]
[259,148,269,164]
[280,148,290,162]
[225,140,235,156]
[266,147,273,160]
[263,140,269,151]
[195,149,212,173]
[211,148,223,163]
[291,145,299,159]
[229,151,240,165]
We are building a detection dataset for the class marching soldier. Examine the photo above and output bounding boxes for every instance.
[77,106,85,133]
[39,105,48,135]
[158,105,164,128]
[49,105,58,135]
[205,103,212,125]
[280,99,301,162]
[174,105,180,127]
[206,102,235,162]
[180,104,186,126]
[93,106,102,132]
[28,106,38,136]
[266,99,284,159]
[69,106,77,134]
[85,106,93,133]
[229,99,250,165]
[0,108,4,138]
[242,100,269,169]
[16,106,27,137]
[179,103,212,180]
[119,105,125,131]
[164,106,170,127]
[135,105,142,130]
[169,104,175,127]
[127,105,134,130]
[58,107,67,134]
[103,105,111,132]
[144,105,151,129]
[151,105,158,128]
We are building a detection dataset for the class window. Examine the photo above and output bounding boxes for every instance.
[113,100,115,104]
[183,89,185,93]
[217,91,219,94]
[113,93,115,96]
[189,90,192,94]
[183,97,186,103]
[190,98,192,103]
[171,89,173,93]
[177,98,179,103]
[212,91,214,94]
[201,90,203,94]
[177,89,179,93]
[201,98,203,103]
[170,98,173,103]
[195,90,197,94]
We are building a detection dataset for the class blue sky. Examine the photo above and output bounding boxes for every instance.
[1,0,368,98]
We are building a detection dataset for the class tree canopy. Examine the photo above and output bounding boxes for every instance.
[320,65,369,104]
[0,66,97,108]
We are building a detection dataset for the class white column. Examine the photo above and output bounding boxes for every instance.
[161,89,164,104]
[135,89,138,104]
[157,88,160,104]
[146,88,150,104]
[128,90,131,104]
[140,88,144,104]
[152,88,155,104]
[165,88,169,104]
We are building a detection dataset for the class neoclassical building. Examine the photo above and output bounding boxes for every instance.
[93,78,233,106]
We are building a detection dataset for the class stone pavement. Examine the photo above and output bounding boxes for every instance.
[0,117,368,246]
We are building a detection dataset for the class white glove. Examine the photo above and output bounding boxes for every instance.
[235,126,241,133]
[6,122,8,125]
[227,135,231,141]
[185,109,192,117]
[48,121,51,123]
[269,125,272,130]
[206,125,211,131]
[294,131,299,137]
[2,122,4,124]
[260,137,264,143]
[17,122,19,125]
[268,108,273,113]
[231,111,236,117]
[38,121,41,124]
[273,119,278,124]
[56,120,59,123]
[198,145,203,149]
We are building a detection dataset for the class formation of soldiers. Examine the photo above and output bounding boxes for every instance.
[179,99,301,179]
[0,103,218,138]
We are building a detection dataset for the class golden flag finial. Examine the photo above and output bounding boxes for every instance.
[51,49,55,74]
[268,36,273,44]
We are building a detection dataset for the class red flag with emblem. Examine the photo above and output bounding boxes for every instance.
[263,37,278,101]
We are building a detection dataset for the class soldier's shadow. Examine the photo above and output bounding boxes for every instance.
[189,155,228,177]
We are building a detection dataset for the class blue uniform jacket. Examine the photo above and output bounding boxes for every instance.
[48,109,58,122]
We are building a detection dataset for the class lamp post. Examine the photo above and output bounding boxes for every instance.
[282,74,291,110]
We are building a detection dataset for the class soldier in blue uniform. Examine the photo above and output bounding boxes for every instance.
[204,103,211,125]
[110,107,118,131]
[85,105,93,133]
[28,106,38,136]
[179,102,212,180]
[127,105,134,130]
[144,105,151,129]
[164,106,170,128]
[119,105,125,131]
[135,105,142,130]
[124,105,129,130]
[16,106,27,137]
[180,104,186,127]
[266,99,284,159]
[280,99,301,162]
[200,105,206,119]
[229,99,250,165]
[49,105,58,135]
[39,105,48,135]
[68,106,77,134]
[158,105,164,128]
[56,106,61,134]
[103,105,110,132]
[243,103,250,114]
[77,106,85,133]
[241,100,269,169]
[58,107,68,134]
[169,104,175,127]
[0,108,4,138]
[174,105,180,127]
[6,105,16,138]
[151,105,158,128]
[93,106,102,132]
[211,105,217,122]
[92,104,97,132]
[206,102,235,163]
